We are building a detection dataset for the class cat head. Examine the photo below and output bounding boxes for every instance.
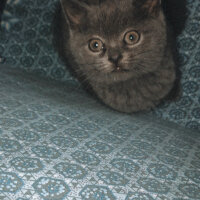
[61,0,166,84]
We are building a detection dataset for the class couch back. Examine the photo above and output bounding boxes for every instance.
[0,0,199,130]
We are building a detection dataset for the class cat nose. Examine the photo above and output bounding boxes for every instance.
[108,53,123,65]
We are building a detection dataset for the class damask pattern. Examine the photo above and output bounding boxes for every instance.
[152,0,200,130]
[0,0,199,130]
[0,0,71,81]
[0,66,199,199]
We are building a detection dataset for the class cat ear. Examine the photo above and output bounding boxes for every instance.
[142,0,162,16]
[60,0,88,26]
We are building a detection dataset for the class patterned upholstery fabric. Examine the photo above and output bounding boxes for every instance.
[0,65,199,200]
[153,0,200,130]
[0,1,199,199]
[0,0,199,130]
[0,0,70,80]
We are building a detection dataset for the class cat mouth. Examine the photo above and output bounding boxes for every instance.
[112,67,129,73]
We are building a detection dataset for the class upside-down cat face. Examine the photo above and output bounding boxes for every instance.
[61,0,166,84]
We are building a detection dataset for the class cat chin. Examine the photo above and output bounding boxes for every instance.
[89,71,137,85]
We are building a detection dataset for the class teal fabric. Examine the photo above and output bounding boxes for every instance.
[152,0,200,130]
[0,0,71,81]
[0,0,199,130]
[0,65,199,200]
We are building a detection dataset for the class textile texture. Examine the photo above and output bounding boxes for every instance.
[0,66,199,200]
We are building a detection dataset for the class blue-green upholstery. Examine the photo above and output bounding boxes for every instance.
[0,65,199,200]
[0,0,200,199]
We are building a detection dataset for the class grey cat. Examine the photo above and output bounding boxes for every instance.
[57,0,177,113]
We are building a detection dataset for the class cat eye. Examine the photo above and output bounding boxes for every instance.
[89,39,104,52]
[124,31,140,45]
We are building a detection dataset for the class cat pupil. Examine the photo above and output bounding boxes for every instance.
[94,42,99,48]
[129,35,134,41]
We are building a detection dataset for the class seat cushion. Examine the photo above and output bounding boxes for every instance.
[0,65,199,200]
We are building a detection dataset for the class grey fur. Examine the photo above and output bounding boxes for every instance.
[58,0,176,113]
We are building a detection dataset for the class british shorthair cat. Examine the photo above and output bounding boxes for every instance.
[56,0,177,113]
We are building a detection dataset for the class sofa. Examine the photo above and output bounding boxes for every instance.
[0,0,199,199]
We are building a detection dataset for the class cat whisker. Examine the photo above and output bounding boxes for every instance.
[134,63,151,73]
[125,56,164,64]
[126,56,164,63]
[98,65,110,70]
[128,50,154,59]
[73,72,94,90]
[122,63,150,74]
[78,62,104,66]
[124,61,156,65]
[125,49,164,62]
[74,68,96,80]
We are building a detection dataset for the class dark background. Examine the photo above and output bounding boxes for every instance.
[163,0,188,37]
[0,0,7,23]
